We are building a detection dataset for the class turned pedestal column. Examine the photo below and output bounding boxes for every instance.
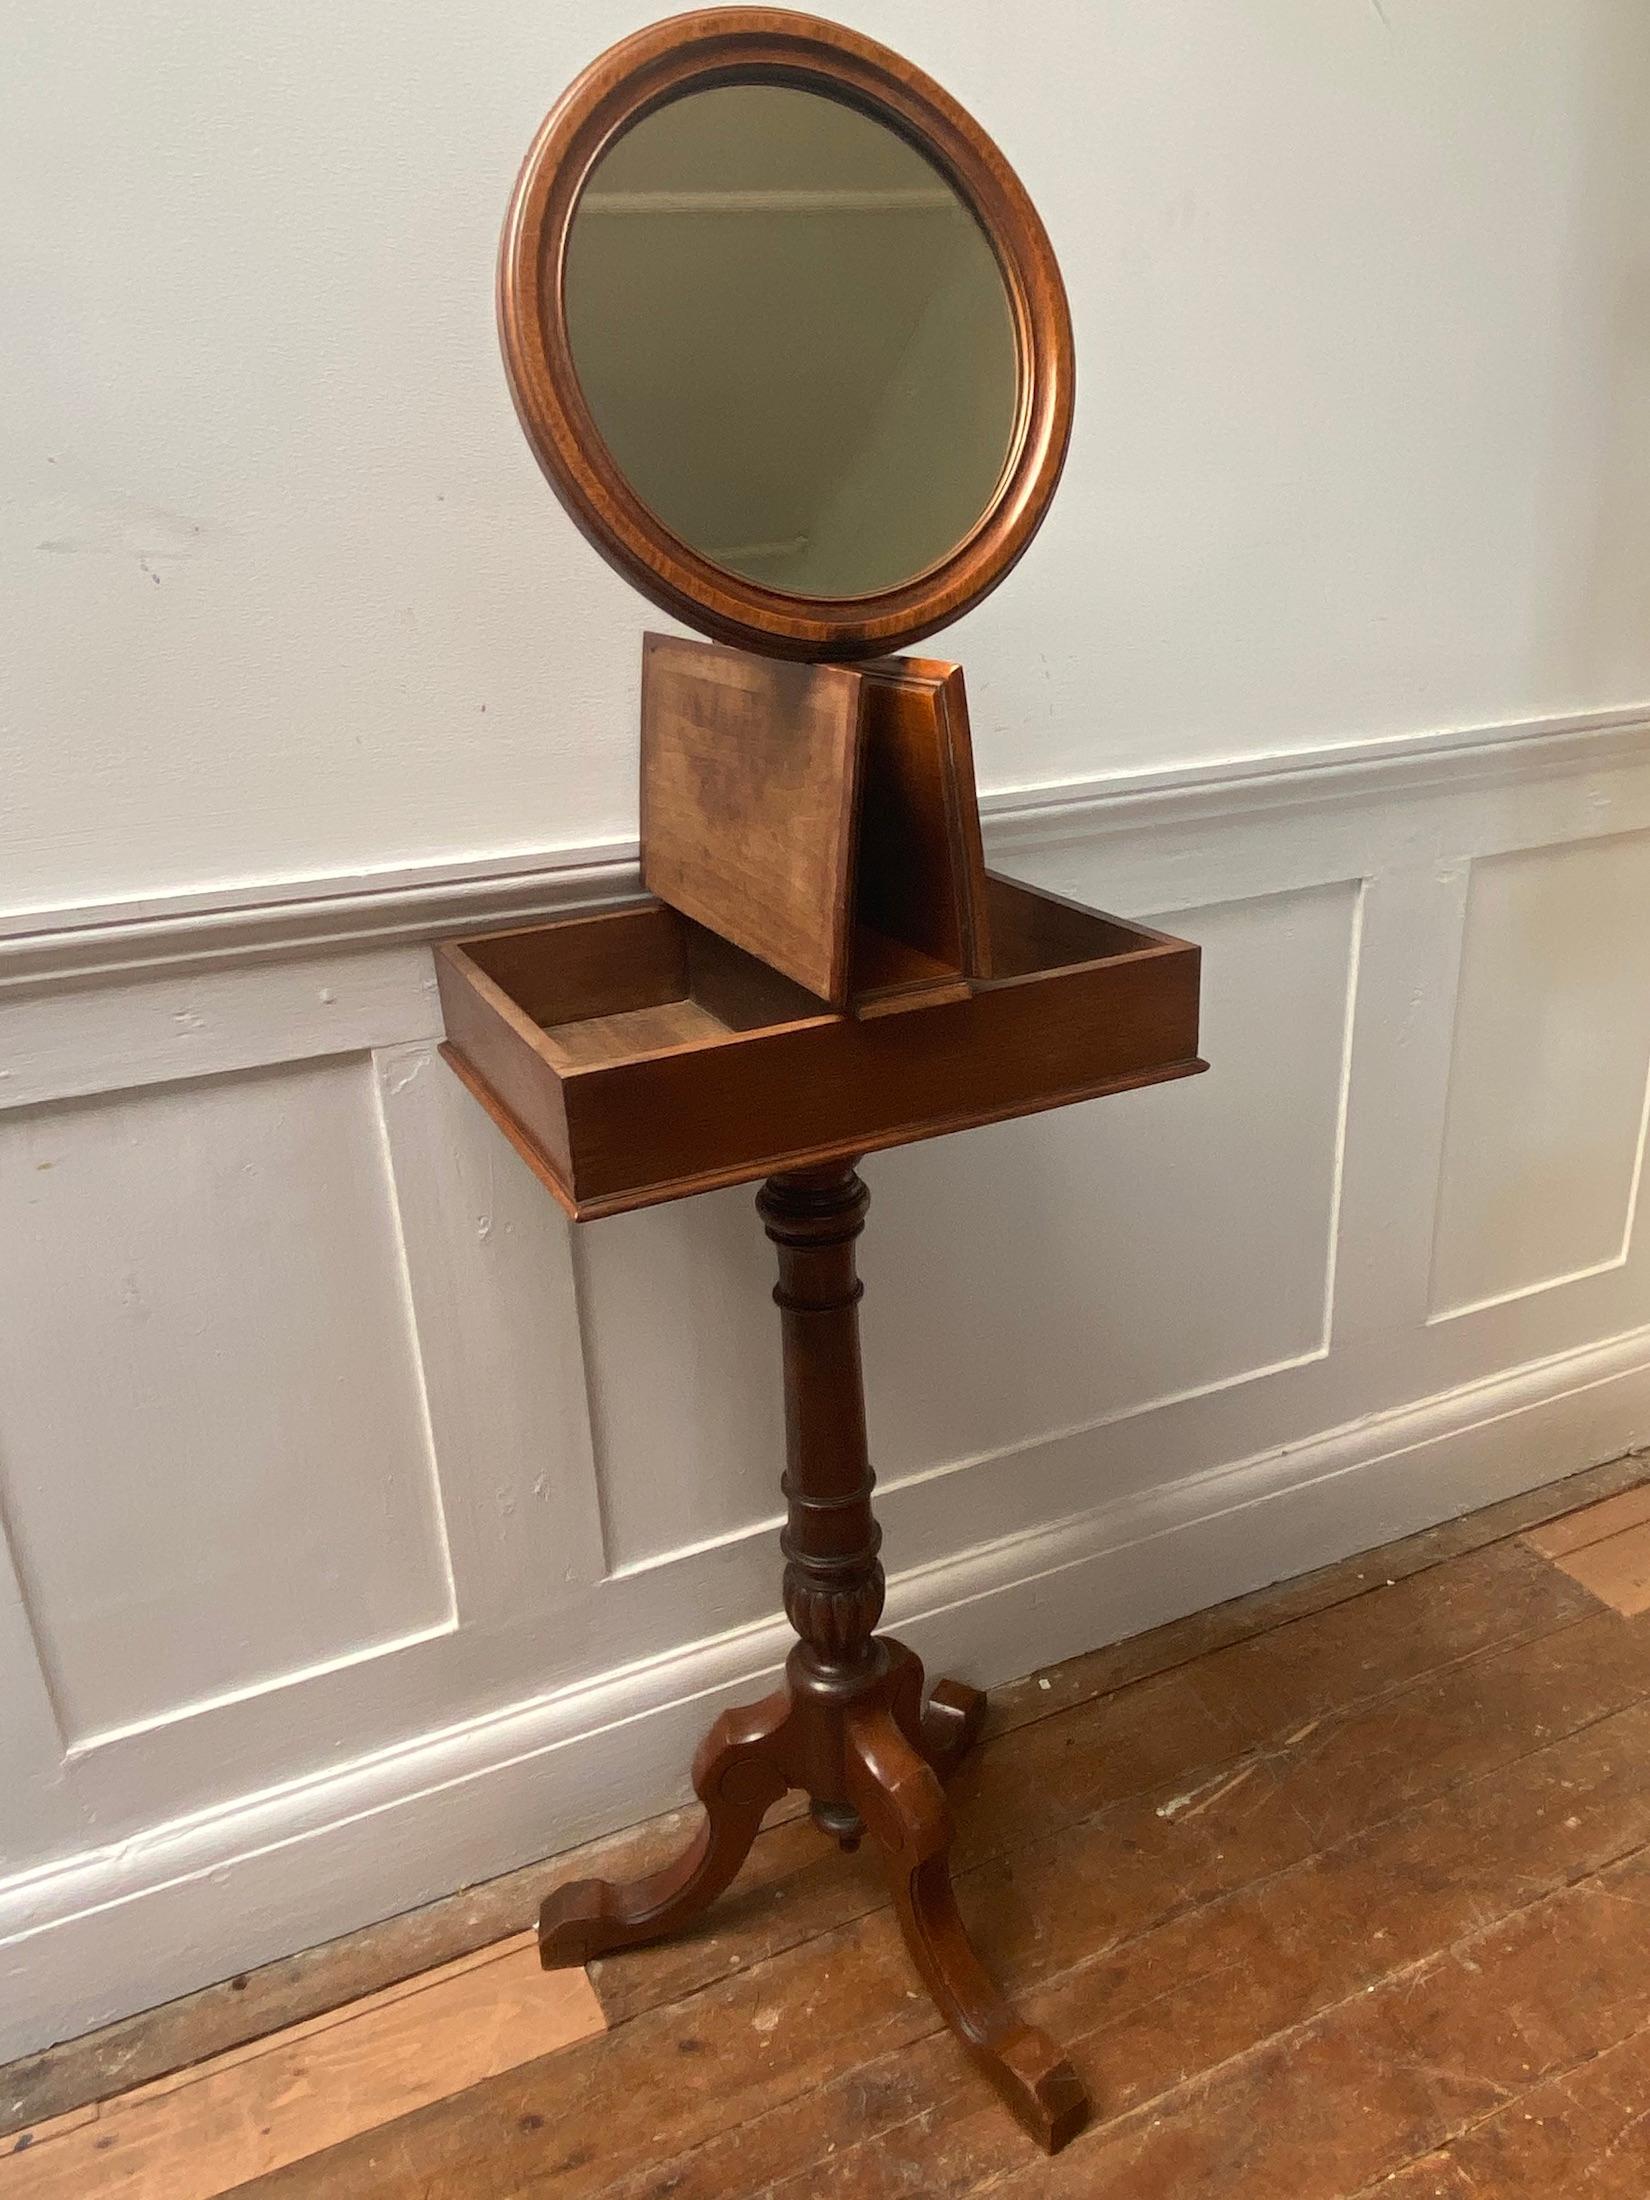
[538,1159,1088,2152]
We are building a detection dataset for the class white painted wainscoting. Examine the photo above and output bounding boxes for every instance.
[5,709,1650,2058]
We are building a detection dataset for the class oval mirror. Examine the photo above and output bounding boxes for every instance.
[500,11,1073,660]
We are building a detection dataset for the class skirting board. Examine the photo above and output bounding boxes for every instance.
[4,1317,1648,2062]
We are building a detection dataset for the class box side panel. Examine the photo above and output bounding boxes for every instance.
[435,950,573,1187]
[460,902,684,1028]
[985,875,1149,972]
[568,941,1201,1202]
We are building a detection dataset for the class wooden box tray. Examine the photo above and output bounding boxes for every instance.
[437,876,1203,1219]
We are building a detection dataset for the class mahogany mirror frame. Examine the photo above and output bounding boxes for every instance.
[498,6,1076,662]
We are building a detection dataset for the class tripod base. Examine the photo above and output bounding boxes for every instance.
[539,1635,1089,2153]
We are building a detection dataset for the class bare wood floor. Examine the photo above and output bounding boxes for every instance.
[12,1450,1650,2197]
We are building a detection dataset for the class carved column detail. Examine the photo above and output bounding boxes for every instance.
[757,1160,885,1669]
[540,1153,1085,2150]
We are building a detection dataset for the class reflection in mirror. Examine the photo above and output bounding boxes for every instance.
[564,84,1019,600]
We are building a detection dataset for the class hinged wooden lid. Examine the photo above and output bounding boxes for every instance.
[639,633,993,1012]
[640,634,866,1004]
[855,657,990,989]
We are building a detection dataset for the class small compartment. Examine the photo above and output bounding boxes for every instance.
[438,878,1203,1220]
[847,923,969,1014]
[983,874,1152,978]
[461,901,829,1070]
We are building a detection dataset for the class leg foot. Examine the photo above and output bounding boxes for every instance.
[882,1639,986,1785]
[540,1687,791,1969]
[846,1702,1089,2154]
[922,1676,986,1782]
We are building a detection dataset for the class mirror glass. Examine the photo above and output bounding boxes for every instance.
[564,83,1019,600]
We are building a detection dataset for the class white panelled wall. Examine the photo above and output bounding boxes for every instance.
[7,0,1650,2059]
[8,715,1650,2056]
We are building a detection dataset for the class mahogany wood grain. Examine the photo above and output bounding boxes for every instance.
[640,634,866,1003]
[436,882,1202,1218]
[845,1704,1087,2150]
[684,921,837,1031]
[442,1032,1204,1226]
[985,873,1182,975]
[497,9,1075,662]
[457,898,686,1029]
[638,640,993,1015]
[535,1162,1090,2153]
[563,930,1198,1201]
[437,950,576,1188]
[540,997,728,1068]
[537,1688,792,1968]
[846,928,970,1019]
[854,657,990,983]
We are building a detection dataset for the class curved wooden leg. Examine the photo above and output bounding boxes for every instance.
[845,1702,1089,2154]
[539,1686,791,1969]
[883,1638,986,1785]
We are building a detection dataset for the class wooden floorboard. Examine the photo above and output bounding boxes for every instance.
[9,1445,1643,2142]
[579,1665,1650,2200]
[227,1498,1650,2195]
[1547,1519,1650,1616]
[0,1940,601,2200]
[1524,1479,1650,1558]
[588,1536,1599,2028]
[9,1447,1650,2197]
